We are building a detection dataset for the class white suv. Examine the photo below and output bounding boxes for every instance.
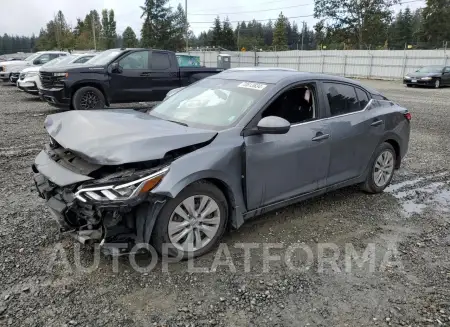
[0,51,68,83]
[17,53,96,95]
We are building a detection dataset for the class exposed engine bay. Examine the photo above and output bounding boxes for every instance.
[32,136,210,254]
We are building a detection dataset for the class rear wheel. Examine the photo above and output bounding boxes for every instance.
[406,84,412,87]
[361,142,396,193]
[72,86,105,110]
[152,181,228,259]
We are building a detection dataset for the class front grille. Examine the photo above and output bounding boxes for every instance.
[11,72,19,78]
[0,66,3,72]
[39,71,55,88]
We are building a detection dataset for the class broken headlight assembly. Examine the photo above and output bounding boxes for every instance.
[74,166,169,202]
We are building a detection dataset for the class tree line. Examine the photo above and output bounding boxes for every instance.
[0,0,449,55]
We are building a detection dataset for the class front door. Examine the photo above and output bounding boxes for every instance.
[244,120,331,210]
[443,67,450,85]
[110,50,151,103]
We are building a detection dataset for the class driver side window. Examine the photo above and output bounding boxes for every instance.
[119,51,149,70]
[35,54,51,65]
[261,83,317,125]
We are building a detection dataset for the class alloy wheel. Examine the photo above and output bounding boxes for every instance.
[435,79,440,88]
[168,195,221,252]
[80,91,100,109]
[373,150,394,187]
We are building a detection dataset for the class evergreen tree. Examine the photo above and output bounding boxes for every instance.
[101,9,117,49]
[222,17,235,50]
[212,17,222,47]
[273,12,288,50]
[122,26,139,47]
[140,0,174,49]
[172,3,188,51]
[422,0,450,47]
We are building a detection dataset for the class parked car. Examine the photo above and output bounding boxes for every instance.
[17,53,97,95]
[38,48,224,110]
[403,65,450,88]
[32,69,411,258]
[0,51,68,83]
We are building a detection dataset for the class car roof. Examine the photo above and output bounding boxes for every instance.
[212,68,381,94]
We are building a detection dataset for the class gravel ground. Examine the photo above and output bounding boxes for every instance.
[0,81,449,327]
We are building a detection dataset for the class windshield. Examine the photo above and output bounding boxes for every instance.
[148,78,273,130]
[41,57,65,68]
[416,66,443,73]
[87,49,123,65]
[24,53,40,62]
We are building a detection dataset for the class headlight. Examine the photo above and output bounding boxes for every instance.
[74,166,169,202]
[421,76,432,80]
[404,75,411,79]
[25,72,38,77]
[53,72,68,78]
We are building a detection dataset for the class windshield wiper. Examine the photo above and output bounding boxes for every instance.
[167,119,188,127]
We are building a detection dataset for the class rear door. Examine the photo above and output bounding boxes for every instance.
[110,50,151,102]
[323,82,383,186]
[148,51,180,101]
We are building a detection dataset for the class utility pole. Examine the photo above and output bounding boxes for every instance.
[92,14,97,50]
[301,21,306,50]
[185,0,188,52]
[237,28,240,51]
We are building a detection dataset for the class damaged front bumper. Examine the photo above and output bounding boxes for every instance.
[32,149,169,252]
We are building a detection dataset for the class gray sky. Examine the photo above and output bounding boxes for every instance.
[1,0,425,38]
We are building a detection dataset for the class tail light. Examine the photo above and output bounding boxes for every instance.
[404,112,411,121]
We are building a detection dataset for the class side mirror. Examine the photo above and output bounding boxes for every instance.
[110,62,121,73]
[33,59,42,65]
[256,116,290,134]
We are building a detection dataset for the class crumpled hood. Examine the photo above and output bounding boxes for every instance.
[44,110,217,165]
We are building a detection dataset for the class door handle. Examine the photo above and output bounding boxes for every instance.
[140,72,151,77]
[371,120,383,127]
[311,133,330,142]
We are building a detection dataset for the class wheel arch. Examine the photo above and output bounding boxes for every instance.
[153,172,244,229]
[70,82,109,108]
[382,137,401,169]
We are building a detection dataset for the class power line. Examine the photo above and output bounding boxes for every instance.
[189,0,302,13]
[189,4,312,16]
[190,14,315,24]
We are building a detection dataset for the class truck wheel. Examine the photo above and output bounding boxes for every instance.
[73,86,105,110]
[152,181,228,259]
[361,142,396,194]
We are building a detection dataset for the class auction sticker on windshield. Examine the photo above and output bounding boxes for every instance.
[237,82,267,91]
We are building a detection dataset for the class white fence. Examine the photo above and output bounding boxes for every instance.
[182,50,450,80]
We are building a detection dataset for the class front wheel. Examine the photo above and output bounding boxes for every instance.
[152,181,228,259]
[434,79,441,89]
[361,142,396,193]
[72,86,105,110]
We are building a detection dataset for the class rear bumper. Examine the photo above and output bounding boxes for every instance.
[39,87,71,107]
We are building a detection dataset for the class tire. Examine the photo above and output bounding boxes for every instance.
[361,142,396,194]
[72,86,105,110]
[152,181,228,259]
[406,84,412,87]
[434,79,441,89]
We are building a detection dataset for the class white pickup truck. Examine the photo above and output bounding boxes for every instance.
[0,51,68,83]
[17,53,96,95]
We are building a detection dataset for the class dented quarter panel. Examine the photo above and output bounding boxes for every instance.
[45,109,217,165]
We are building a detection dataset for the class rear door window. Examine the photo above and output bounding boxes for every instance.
[151,52,171,70]
[324,83,360,116]
[355,87,369,110]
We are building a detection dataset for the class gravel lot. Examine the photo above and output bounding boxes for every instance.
[0,80,449,327]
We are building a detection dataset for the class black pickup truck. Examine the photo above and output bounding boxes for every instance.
[38,48,224,110]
